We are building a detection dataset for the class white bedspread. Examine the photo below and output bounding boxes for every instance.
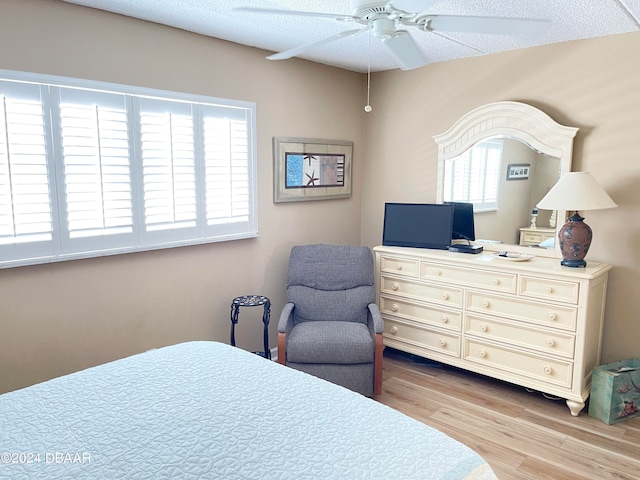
[0,341,497,479]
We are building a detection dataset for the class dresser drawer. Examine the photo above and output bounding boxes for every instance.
[379,255,419,278]
[519,228,556,246]
[466,291,577,331]
[384,319,461,357]
[520,276,580,305]
[464,339,573,387]
[380,276,463,307]
[465,314,575,358]
[380,296,461,330]
[421,262,517,294]
[522,232,545,244]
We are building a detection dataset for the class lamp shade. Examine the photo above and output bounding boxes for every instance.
[536,172,617,211]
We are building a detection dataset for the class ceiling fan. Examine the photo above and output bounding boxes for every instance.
[234,0,550,71]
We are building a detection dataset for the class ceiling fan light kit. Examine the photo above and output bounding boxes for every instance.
[371,17,395,39]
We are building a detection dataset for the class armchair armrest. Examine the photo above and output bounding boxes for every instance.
[367,303,383,334]
[368,303,384,396]
[277,302,295,334]
[277,302,295,365]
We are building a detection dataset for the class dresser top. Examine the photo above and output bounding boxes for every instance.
[373,245,612,280]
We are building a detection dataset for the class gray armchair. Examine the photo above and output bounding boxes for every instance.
[277,244,383,397]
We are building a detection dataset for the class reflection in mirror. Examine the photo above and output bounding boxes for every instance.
[442,138,561,245]
[434,101,578,258]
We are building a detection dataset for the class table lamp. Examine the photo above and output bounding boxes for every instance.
[537,172,616,267]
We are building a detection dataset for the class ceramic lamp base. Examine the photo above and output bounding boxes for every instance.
[558,212,592,268]
[561,258,587,268]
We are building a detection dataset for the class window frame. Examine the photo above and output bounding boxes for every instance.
[0,69,258,269]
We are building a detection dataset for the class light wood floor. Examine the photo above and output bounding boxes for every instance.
[376,348,640,480]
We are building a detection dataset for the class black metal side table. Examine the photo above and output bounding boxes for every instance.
[230,295,271,359]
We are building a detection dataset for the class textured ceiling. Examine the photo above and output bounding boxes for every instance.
[61,0,640,72]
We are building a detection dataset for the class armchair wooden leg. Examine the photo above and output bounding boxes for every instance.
[277,332,286,365]
[374,333,383,396]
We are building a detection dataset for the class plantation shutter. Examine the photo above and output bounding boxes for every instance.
[202,105,253,238]
[0,80,55,261]
[0,70,258,268]
[444,156,469,201]
[481,142,501,207]
[444,140,502,211]
[52,87,135,254]
[137,97,197,245]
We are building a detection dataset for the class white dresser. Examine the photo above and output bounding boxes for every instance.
[373,245,612,416]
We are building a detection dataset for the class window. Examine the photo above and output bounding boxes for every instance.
[0,70,257,268]
[443,140,502,211]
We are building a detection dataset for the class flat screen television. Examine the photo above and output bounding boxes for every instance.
[382,203,454,250]
[445,201,476,242]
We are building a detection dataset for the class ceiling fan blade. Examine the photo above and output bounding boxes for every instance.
[267,29,366,61]
[382,31,428,70]
[427,15,550,35]
[233,7,354,22]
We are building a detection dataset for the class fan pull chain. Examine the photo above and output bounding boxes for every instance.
[365,25,372,113]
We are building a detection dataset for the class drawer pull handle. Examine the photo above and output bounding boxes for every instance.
[546,338,555,347]
[548,312,557,321]
[545,287,553,293]
[439,339,447,347]
[482,300,490,308]
[391,283,399,291]
[544,366,553,375]
[396,264,403,271]
[391,304,399,312]
[442,293,449,300]
[479,349,487,358]
[480,324,488,332]
[435,269,442,276]
[440,316,448,323]
[390,326,398,334]
[493,278,500,285]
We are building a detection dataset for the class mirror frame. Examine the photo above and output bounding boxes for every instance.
[433,101,578,258]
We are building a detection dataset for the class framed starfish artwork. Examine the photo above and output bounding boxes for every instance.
[273,137,353,203]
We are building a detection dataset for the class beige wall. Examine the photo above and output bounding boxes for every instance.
[2,0,638,394]
[362,31,640,364]
[0,0,366,393]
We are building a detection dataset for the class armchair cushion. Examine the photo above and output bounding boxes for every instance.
[286,321,375,364]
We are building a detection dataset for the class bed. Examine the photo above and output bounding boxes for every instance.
[0,341,497,479]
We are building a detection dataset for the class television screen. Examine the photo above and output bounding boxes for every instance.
[382,203,454,250]
[445,202,476,241]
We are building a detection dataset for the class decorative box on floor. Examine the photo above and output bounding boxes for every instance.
[588,358,640,424]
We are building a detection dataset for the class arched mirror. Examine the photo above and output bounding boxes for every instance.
[433,101,578,258]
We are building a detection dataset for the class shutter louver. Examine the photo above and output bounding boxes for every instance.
[59,93,132,240]
[0,90,52,246]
